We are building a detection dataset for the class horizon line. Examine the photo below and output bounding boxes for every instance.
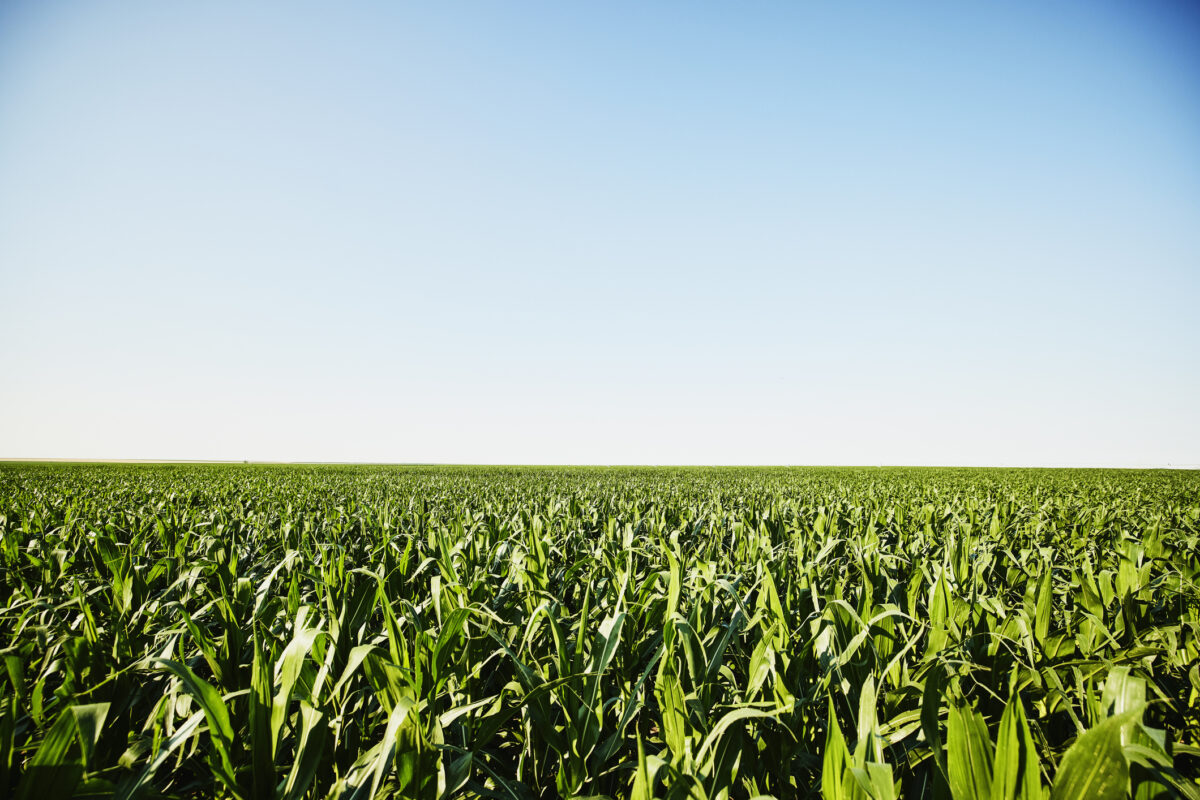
[1,458,1197,470]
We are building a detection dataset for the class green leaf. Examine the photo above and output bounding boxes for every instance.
[694,706,780,768]
[152,658,239,792]
[1033,568,1052,642]
[282,703,328,800]
[824,698,870,800]
[441,753,472,799]
[856,675,882,765]
[1051,709,1143,800]
[922,664,949,781]
[656,665,688,757]
[116,710,206,800]
[992,691,1042,800]
[1099,666,1144,720]
[631,737,668,800]
[249,629,276,800]
[824,699,852,800]
[947,700,994,800]
[15,708,83,800]
[373,697,417,799]
[68,703,110,773]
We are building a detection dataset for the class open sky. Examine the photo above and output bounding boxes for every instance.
[1,1,1197,466]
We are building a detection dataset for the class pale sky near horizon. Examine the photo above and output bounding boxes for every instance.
[1,1,1198,466]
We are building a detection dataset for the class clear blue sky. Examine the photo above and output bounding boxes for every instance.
[1,1,1197,465]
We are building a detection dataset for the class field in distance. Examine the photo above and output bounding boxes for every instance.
[1,464,1197,798]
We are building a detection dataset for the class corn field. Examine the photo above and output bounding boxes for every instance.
[1,464,1198,799]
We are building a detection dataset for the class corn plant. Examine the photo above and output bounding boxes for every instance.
[0,464,1197,798]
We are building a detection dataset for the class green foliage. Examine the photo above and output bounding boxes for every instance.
[1,464,1198,798]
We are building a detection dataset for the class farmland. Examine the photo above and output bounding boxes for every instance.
[1,464,1198,798]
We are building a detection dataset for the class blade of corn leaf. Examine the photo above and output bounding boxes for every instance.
[1050,708,1145,800]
